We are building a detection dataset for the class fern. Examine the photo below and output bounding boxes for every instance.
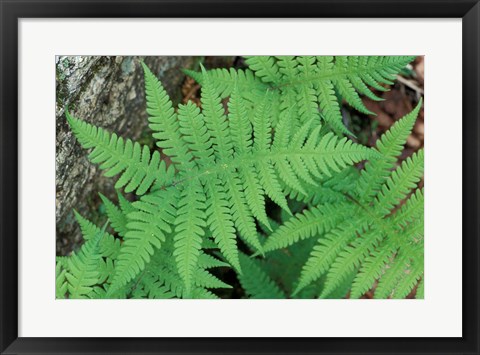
[67,112,174,195]
[55,259,68,299]
[185,56,415,133]
[111,188,177,292]
[263,101,424,298]
[60,55,423,299]
[237,253,286,299]
[128,237,231,299]
[63,221,106,298]
[67,62,374,296]
[74,210,121,259]
[56,197,230,299]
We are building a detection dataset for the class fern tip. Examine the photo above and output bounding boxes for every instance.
[250,251,261,258]
[98,192,108,202]
[65,109,76,125]
[141,61,155,78]
[291,286,302,297]
[181,67,192,76]
[72,209,84,222]
[416,97,423,109]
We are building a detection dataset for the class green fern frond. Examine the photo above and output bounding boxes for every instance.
[65,223,105,298]
[392,188,424,227]
[65,57,422,300]
[286,167,359,205]
[320,228,383,298]
[197,252,230,269]
[316,78,352,134]
[117,190,135,215]
[321,268,358,299]
[277,56,299,80]
[73,211,120,259]
[66,111,174,195]
[350,247,396,299]
[228,85,253,153]
[202,237,219,250]
[99,193,128,237]
[138,274,175,299]
[295,218,370,294]
[97,257,115,284]
[194,269,232,290]
[191,288,220,299]
[270,102,425,297]
[244,56,282,84]
[177,101,214,166]
[294,57,321,125]
[374,149,424,216]
[416,278,424,299]
[355,100,422,202]
[201,65,234,162]
[224,173,264,253]
[55,261,68,299]
[142,62,194,169]
[130,240,229,299]
[263,203,352,252]
[69,63,373,295]
[173,179,206,297]
[374,251,410,299]
[110,188,177,290]
[204,178,241,272]
[391,256,423,299]
[182,67,267,101]
[187,56,415,133]
[238,253,286,299]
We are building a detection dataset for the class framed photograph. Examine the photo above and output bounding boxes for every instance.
[1,0,478,354]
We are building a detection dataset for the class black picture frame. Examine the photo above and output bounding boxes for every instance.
[1,1,478,354]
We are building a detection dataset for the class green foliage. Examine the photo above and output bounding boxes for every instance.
[262,102,424,299]
[63,220,106,298]
[66,111,173,195]
[237,253,286,299]
[56,201,230,299]
[60,56,423,299]
[185,56,415,134]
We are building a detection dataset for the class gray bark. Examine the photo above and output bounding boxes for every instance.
[56,56,232,255]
